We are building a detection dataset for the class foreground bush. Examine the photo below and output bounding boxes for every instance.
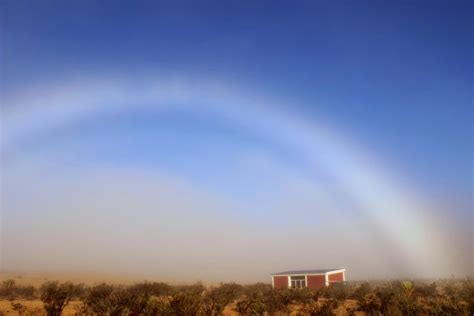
[236,285,319,315]
[169,283,205,315]
[355,279,474,316]
[40,281,75,316]
[201,283,243,315]
[319,282,352,301]
[235,282,273,315]
[0,278,472,315]
[82,283,137,315]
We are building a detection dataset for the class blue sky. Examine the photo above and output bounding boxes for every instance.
[1,1,472,280]
[3,1,471,192]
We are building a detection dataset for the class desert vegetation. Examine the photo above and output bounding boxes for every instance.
[0,278,472,315]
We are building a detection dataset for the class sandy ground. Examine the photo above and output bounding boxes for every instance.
[0,271,157,287]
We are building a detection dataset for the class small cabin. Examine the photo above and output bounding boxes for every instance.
[271,269,346,290]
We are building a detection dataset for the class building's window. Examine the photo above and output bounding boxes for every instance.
[290,275,306,288]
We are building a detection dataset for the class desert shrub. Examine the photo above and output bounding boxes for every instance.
[237,284,317,315]
[304,298,338,316]
[440,280,458,297]
[82,283,134,316]
[357,293,382,316]
[0,280,36,299]
[264,289,294,315]
[418,295,468,316]
[236,283,274,315]
[5,278,473,316]
[39,281,74,316]
[423,279,472,316]
[10,302,27,315]
[412,282,437,298]
[201,283,243,315]
[118,283,164,315]
[351,282,372,301]
[460,278,474,315]
[82,283,115,314]
[0,279,17,299]
[396,281,422,315]
[129,281,173,297]
[236,299,267,315]
[126,292,150,315]
[169,283,205,316]
[242,283,273,297]
[372,284,401,316]
[16,285,36,299]
[366,281,424,316]
[69,283,86,300]
[273,288,317,314]
[142,296,173,315]
[115,281,173,315]
[81,282,204,315]
[102,288,134,315]
[319,282,352,301]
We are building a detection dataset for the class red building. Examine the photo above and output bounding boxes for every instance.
[271,269,346,290]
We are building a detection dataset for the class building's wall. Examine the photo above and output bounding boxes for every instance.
[306,275,326,290]
[273,276,289,289]
[328,272,344,283]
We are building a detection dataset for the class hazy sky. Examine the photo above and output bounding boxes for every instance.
[1,1,472,282]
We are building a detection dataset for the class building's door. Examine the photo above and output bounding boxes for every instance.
[290,275,306,288]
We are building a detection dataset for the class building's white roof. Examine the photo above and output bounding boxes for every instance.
[271,268,345,276]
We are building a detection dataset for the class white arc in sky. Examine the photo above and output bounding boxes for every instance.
[1,75,459,278]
